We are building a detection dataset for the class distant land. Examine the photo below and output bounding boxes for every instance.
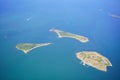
[50,29,89,43]
[16,43,52,54]
[108,13,120,19]
[76,51,112,72]
[98,8,120,19]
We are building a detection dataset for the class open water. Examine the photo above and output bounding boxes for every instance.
[0,0,120,80]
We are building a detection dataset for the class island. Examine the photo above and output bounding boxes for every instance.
[76,51,112,72]
[16,43,52,54]
[49,29,89,43]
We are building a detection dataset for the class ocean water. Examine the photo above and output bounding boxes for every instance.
[0,0,120,80]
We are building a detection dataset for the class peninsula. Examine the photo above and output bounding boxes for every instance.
[16,43,52,54]
[76,51,112,72]
[49,29,89,43]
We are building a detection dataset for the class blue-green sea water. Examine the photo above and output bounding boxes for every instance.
[0,0,120,80]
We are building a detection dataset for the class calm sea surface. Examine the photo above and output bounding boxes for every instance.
[0,0,120,80]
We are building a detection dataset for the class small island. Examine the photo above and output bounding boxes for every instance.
[49,29,89,43]
[76,51,112,72]
[16,43,52,54]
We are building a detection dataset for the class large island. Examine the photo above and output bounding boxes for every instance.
[49,29,89,43]
[76,51,112,72]
[16,43,52,54]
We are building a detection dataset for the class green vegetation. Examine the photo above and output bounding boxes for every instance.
[16,43,52,54]
[76,51,112,72]
[50,29,89,43]
[15,29,112,72]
